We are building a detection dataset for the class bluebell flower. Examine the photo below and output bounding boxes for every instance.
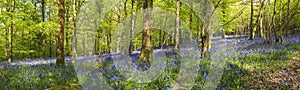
[38,73,43,78]
[83,87,88,90]
[284,69,289,73]
[30,84,38,87]
[169,61,176,66]
[111,66,116,69]
[112,76,121,81]
[91,77,97,81]
[222,82,227,88]
[5,85,8,90]
[285,79,289,83]
[165,85,171,90]
[204,77,209,81]
[239,70,243,75]
[217,85,221,89]
[203,71,207,77]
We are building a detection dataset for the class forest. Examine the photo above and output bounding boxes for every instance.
[0,0,300,89]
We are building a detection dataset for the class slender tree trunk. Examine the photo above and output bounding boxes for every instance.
[267,0,272,43]
[277,0,283,42]
[271,0,277,42]
[57,0,65,66]
[139,0,153,67]
[72,0,78,63]
[189,8,193,41]
[249,0,255,40]
[116,2,122,53]
[258,0,265,39]
[174,0,180,51]
[286,0,290,36]
[161,15,168,47]
[42,0,45,22]
[42,0,47,58]
[129,0,135,54]
[7,0,14,62]
[106,20,112,53]
[207,31,211,49]
[49,10,53,57]
[201,26,207,57]
[197,21,201,48]
[222,8,226,38]
[66,1,70,56]
[259,14,264,38]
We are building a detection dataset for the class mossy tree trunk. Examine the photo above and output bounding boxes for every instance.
[139,0,153,67]
[56,0,65,66]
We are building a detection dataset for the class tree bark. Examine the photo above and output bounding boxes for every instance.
[189,8,193,41]
[266,0,272,43]
[57,0,65,66]
[174,0,180,51]
[285,0,290,36]
[129,0,135,54]
[201,26,208,57]
[271,0,277,43]
[42,0,45,22]
[276,0,283,42]
[249,0,255,40]
[72,0,77,63]
[258,0,265,39]
[139,0,153,67]
[7,0,14,62]
[66,0,70,56]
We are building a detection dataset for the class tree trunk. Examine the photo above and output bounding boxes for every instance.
[57,0,65,66]
[7,0,14,62]
[139,0,153,67]
[72,0,78,63]
[277,0,283,42]
[271,0,277,43]
[66,1,70,56]
[174,0,180,51]
[196,18,200,42]
[258,0,265,39]
[266,0,272,43]
[201,26,207,57]
[42,0,45,22]
[49,10,53,58]
[189,8,193,41]
[129,0,135,54]
[249,0,255,40]
[285,0,290,36]
[42,0,47,58]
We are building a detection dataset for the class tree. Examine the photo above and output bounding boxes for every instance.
[174,0,180,51]
[72,0,85,63]
[271,0,277,43]
[249,0,255,40]
[266,0,272,43]
[139,0,153,68]
[258,0,265,39]
[56,0,65,66]
[129,0,136,54]
[7,0,14,62]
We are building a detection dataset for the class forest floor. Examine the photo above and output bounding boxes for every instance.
[242,51,300,89]
[1,35,300,89]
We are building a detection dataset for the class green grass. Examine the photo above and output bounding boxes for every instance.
[0,64,79,90]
